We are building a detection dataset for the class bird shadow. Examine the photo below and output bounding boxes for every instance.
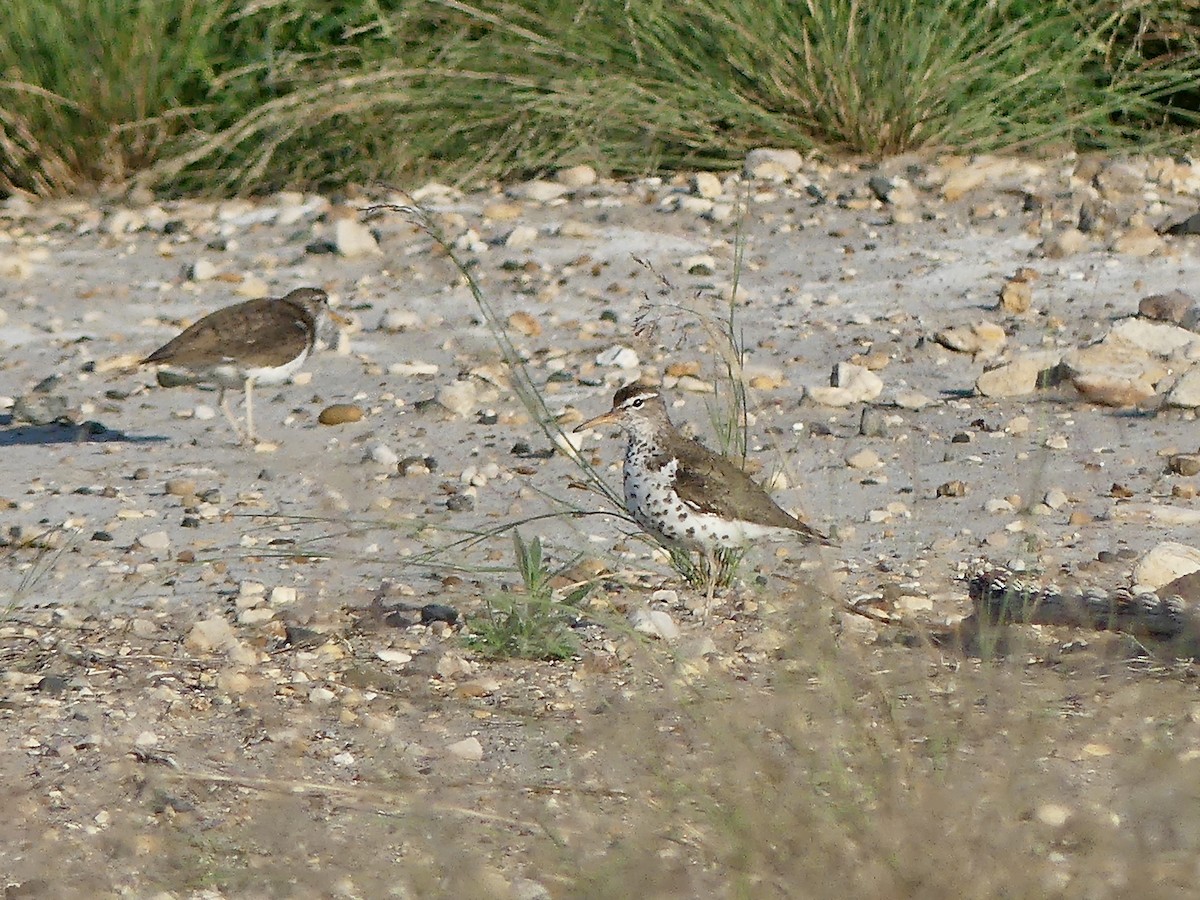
[0,415,168,447]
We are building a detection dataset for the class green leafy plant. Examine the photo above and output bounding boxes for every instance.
[467,531,592,660]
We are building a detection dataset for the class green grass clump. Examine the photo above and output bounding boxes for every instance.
[467,531,591,660]
[2,0,1199,196]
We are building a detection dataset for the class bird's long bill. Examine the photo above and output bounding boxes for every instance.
[573,410,620,433]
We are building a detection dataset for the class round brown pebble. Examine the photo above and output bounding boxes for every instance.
[165,478,197,497]
[1169,454,1200,477]
[319,404,365,426]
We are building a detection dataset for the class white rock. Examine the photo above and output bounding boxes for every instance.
[807,362,882,406]
[1133,542,1200,590]
[506,180,570,202]
[595,345,639,368]
[377,649,413,666]
[744,148,805,179]
[630,608,680,642]
[447,736,485,761]
[333,218,379,258]
[555,164,597,188]
[136,531,170,551]
[1107,317,1200,357]
[437,380,478,417]
[693,172,723,199]
[504,225,539,248]
[935,322,1007,356]
[1044,489,1068,510]
[189,259,218,281]
[975,354,1060,398]
[892,390,932,410]
[1167,368,1200,408]
[1036,804,1072,827]
[237,607,276,625]
[846,448,882,470]
[366,443,400,467]
[380,309,422,332]
[269,586,297,605]
[308,687,337,705]
[185,617,237,653]
[1039,227,1088,258]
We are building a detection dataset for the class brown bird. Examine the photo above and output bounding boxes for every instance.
[575,382,830,608]
[142,288,346,444]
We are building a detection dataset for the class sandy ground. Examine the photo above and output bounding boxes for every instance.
[4,155,1200,897]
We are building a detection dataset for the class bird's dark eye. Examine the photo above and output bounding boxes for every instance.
[631,398,644,408]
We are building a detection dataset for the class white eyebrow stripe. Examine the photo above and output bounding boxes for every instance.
[621,391,658,406]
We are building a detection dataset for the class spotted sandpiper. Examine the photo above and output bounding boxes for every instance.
[574,382,830,609]
[142,287,346,444]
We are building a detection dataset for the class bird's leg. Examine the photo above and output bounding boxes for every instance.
[217,386,246,445]
[243,376,257,445]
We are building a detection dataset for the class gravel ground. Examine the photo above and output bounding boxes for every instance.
[4,151,1200,897]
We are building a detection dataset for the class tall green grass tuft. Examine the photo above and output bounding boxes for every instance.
[2,0,1198,196]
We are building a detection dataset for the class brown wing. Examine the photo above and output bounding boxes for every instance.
[142,298,313,369]
[668,439,831,544]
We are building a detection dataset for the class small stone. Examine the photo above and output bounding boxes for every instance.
[744,148,804,179]
[807,362,883,406]
[309,687,337,705]
[1112,226,1163,257]
[595,345,639,368]
[555,165,597,188]
[447,736,484,761]
[999,278,1033,314]
[1039,227,1088,258]
[935,321,1007,356]
[437,380,479,417]
[164,479,196,497]
[136,531,170,551]
[504,225,538,248]
[507,180,570,202]
[333,218,379,258]
[976,354,1060,398]
[507,311,542,337]
[1044,488,1068,509]
[482,201,522,221]
[665,361,702,378]
[186,617,237,653]
[1170,455,1200,476]
[188,259,218,281]
[269,586,297,605]
[1071,372,1157,407]
[1036,804,1072,828]
[630,608,680,642]
[367,443,400,467]
[1134,542,1200,589]
[319,404,364,425]
[941,165,988,201]
[892,391,932,411]
[1068,511,1093,526]
[379,309,423,332]
[937,480,967,498]
[1139,290,1196,326]
[692,172,723,199]
[420,604,459,625]
[846,448,881,470]
[1168,369,1200,408]
[377,649,413,666]
[1045,434,1069,450]
[859,408,889,437]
